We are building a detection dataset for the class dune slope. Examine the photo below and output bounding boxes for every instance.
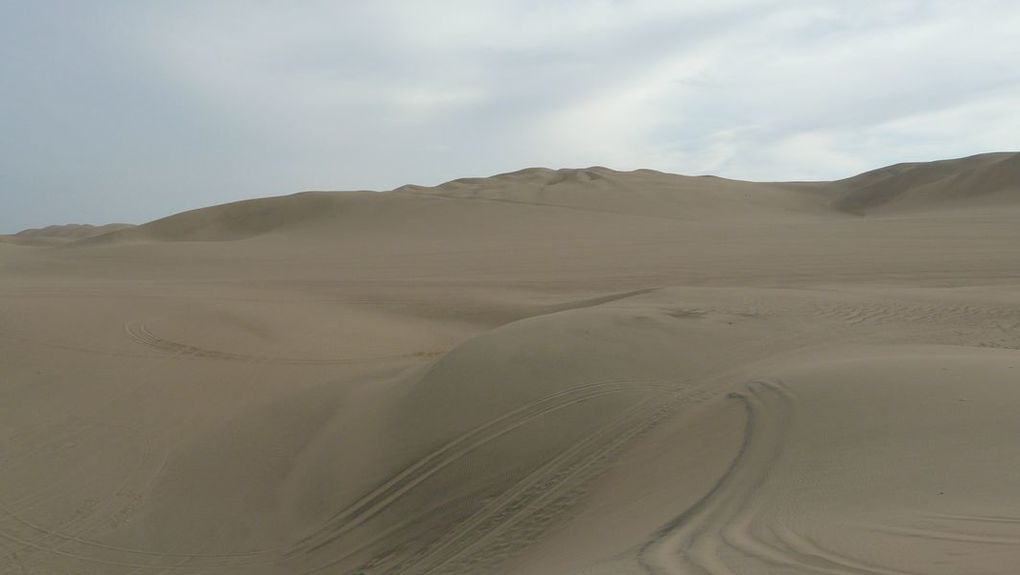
[2,154,1019,574]
[833,151,1020,213]
[1,223,135,245]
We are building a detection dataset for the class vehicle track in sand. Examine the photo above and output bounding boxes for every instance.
[288,379,660,563]
[320,380,718,575]
[638,381,919,575]
[0,364,721,574]
[0,420,181,571]
[0,378,671,572]
[399,395,688,574]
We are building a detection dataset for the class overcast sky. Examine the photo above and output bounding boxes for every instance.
[3,1,1019,232]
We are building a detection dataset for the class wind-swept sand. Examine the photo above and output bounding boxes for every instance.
[1,152,1019,574]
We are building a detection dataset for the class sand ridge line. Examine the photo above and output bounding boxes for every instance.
[123,320,443,365]
[2,329,155,360]
[398,188,696,222]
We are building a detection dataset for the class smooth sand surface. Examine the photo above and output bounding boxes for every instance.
[0,223,136,246]
[2,152,1019,574]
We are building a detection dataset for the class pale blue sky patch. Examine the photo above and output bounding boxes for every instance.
[2,0,1019,231]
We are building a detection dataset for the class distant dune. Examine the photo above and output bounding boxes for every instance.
[2,153,1020,574]
[77,192,357,242]
[833,151,1020,213]
[1,222,135,245]
[83,151,1020,246]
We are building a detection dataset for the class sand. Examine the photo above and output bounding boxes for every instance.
[1,152,1018,574]
[0,224,135,246]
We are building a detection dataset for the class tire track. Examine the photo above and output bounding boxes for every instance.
[288,379,656,562]
[771,526,919,575]
[867,524,1020,547]
[638,380,794,575]
[636,381,925,575]
[396,386,694,575]
[926,512,1020,525]
[0,421,170,569]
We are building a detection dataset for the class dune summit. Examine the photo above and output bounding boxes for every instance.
[2,152,1020,574]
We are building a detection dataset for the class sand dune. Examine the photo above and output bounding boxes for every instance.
[78,151,1020,247]
[0,223,135,246]
[833,151,1020,213]
[2,153,1019,574]
[88,193,364,242]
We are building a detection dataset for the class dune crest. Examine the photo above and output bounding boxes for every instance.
[6,155,1017,247]
[77,152,1020,247]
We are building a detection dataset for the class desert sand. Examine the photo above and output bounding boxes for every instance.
[0,224,135,246]
[1,152,1019,574]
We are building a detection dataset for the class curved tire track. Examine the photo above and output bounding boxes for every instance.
[638,380,794,575]
[638,381,921,575]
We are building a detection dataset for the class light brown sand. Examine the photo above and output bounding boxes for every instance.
[0,223,136,246]
[1,152,1018,574]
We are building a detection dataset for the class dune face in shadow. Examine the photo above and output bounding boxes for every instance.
[2,153,1020,574]
[833,152,1020,213]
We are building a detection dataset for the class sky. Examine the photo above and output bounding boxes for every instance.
[2,0,1019,232]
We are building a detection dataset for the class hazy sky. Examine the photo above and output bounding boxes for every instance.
[3,1,1019,232]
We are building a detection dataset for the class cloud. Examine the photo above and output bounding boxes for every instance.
[2,0,1019,230]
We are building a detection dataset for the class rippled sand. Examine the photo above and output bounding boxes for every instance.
[2,153,1019,574]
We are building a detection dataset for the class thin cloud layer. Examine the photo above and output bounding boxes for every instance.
[2,0,1019,230]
